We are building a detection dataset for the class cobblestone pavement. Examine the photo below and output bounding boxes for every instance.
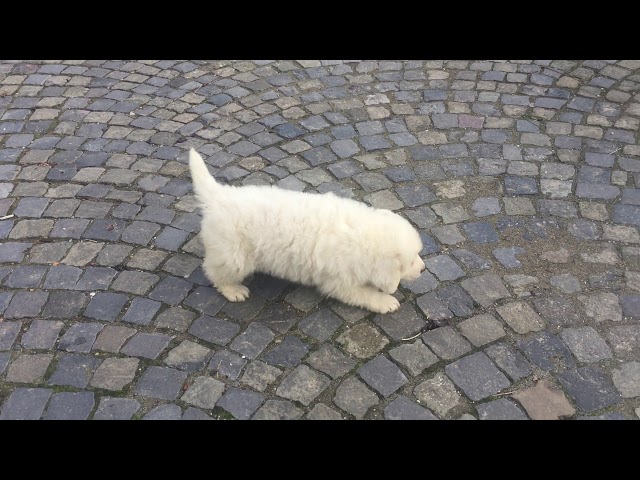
[1,60,639,420]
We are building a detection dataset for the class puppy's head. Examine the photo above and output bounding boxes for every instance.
[371,212,424,293]
[401,252,426,282]
[395,224,425,282]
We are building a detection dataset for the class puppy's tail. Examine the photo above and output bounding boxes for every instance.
[189,148,221,201]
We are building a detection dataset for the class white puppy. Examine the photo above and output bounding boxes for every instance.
[188,149,425,314]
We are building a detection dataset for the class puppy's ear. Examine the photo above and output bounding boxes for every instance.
[371,255,402,294]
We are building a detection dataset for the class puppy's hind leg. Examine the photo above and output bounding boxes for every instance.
[202,256,251,302]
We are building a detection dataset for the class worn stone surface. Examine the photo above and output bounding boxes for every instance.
[357,355,408,397]
[372,304,426,341]
[460,274,510,307]
[262,335,309,368]
[142,404,182,420]
[0,388,52,420]
[384,396,438,420]
[389,340,439,376]
[252,400,303,420]
[519,331,577,372]
[1,59,639,420]
[6,353,53,383]
[476,399,528,420]
[306,344,356,379]
[240,361,281,391]
[457,314,506,347]
[164,340,213,372]
[559,327,613,363]
[181,376,225,409]
[578,292,623,322]
[20,320,64,350]
[216,388,264,420]
[134,366,187,400]
[90,357,139,391]
[485,343,532,381]
[445,352,511,401]
[336,323,389,359]
[422,326,472,360]
[557,366,621,412]
[307,403,344,420]
[333,376,379,418]
[48,354,101,388]
[44,392,95,420]
[275,365,331,406]
[93,398,141,420]
[496,302,545,334]
[612,362,640,398]
[414,372,462,418]
[512,379,576,419]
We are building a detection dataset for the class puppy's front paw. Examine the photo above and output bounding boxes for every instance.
[370,294,400,314]
[218,284,250,302]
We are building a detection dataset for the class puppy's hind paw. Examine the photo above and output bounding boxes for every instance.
[370,294,400,314]
[218,284,250,302]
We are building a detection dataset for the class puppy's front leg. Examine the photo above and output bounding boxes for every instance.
[202,257,250,302]
[330,285,400,314]
[217,284,250,302]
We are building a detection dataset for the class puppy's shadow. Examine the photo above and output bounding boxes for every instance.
[187,267,295,302]
[249,273,292,301]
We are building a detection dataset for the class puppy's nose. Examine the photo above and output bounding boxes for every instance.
[420,264,426,273]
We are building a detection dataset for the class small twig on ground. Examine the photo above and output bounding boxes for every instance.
[494,390,519,397]
[0,214,14,220]
[401,332,423,341]
[608,148,622,156]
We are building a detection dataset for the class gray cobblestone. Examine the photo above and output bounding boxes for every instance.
[155,307,197,332]
[445,352,511,401]
[208,350,246,381]
[189,314,240,346]
[48,354,102,388]
[558,366,621,412]
[181,376,225,409]
[252,399,303,420]
[121,298,161,326]
[4,291,48,319]
[6,353,53,383]
[143,404,182,420]
[58,322,104,353]
[135,366,187,400]
[111,270,159,295]
[358,355,408,397]
[384,395,437,420]
[460,274,510,307]
[93,397,141,420]
[414,372,462,418]
[333,376,379,418]
[276,364,331,405]
[84,292,128,322]
[216,388,264,420]
[476,399,528,420]
[422,326,472,360]
[560,327,613,363]
[424,255,465,281]
[163,340,212,372]
[44,391,95,420]
[0,388,52,420]
[20,320,64,350]
[121,332,171,360]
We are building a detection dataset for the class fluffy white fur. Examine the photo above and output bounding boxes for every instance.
[189,148,425,314]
